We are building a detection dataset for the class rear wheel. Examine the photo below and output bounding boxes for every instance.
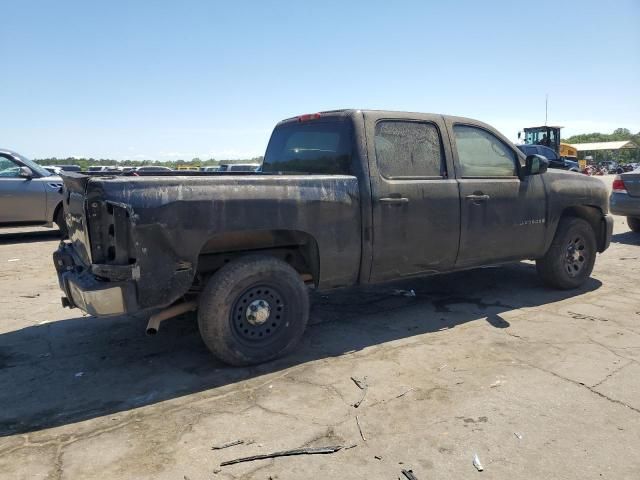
[55,207,68,238]
[198,255,309,366]
[627,216,640,232]
[536,217,596,289]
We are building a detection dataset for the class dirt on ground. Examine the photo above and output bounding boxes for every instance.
[1,177,639,479]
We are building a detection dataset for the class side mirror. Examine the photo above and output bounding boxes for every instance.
[19,166,33,179]
[524,154,548,176]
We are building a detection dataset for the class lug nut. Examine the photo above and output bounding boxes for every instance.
[250,305,257,311]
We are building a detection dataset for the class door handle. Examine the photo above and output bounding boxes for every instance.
[465,194,490,202]
[379,197,409,204]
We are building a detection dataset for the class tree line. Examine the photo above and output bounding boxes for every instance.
[563,128,639,163]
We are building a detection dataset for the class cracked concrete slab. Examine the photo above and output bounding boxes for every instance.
[0,198,639,479]
[593,362,640,411]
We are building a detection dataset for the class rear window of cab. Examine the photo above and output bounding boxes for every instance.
[262,121,353,175]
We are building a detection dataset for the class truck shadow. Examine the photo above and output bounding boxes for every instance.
[0,228,62,245]
[0,262,601,437]
[610,231,640,246]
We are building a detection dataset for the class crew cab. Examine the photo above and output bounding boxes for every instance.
[53,110,613,365]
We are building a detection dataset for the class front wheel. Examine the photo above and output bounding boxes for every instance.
[198,255,309,366]
[536,217,597,289]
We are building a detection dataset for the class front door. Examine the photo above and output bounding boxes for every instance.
[448,123,547,268]
[367,113,460,282]
[0,154,46,223]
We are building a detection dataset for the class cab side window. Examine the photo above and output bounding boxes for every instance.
[453,125,517,177]
[375,121,444,178]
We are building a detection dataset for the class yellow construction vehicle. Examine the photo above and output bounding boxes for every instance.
[519,126,577,160]
[559,143,578,161]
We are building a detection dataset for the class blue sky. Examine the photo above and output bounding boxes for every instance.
[1,0,639,160]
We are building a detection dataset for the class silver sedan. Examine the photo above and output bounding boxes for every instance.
[0,148,66,235]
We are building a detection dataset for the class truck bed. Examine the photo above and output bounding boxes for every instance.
[58,172,362,314]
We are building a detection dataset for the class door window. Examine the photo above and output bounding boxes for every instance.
[453,125,517,177]
[375,121,444,178]
[0,156,21,177]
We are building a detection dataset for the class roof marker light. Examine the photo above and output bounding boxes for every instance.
[297,113,321,122]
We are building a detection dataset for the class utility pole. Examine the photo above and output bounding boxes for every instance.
[545,94,548,126]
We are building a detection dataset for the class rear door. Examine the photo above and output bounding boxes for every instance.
[0,154,46,223]
[366,112,460,282]
[447,121,547,267]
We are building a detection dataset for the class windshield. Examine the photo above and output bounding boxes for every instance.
[11,152,51,177]
[262,120,352,174]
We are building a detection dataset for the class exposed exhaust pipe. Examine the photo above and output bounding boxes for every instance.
[146,300,198,335]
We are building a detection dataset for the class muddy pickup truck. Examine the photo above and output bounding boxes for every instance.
[54,110,613,365]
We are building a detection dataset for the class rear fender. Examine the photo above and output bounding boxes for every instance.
[197,229,321,285]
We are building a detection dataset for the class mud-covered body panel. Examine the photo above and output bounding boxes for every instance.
[60,173,361,312]
[541,169,610,251]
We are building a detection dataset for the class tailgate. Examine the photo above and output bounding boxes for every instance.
[60,172,92,265]
[622,173,640,197]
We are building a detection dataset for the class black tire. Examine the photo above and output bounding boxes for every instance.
[627,216,640,233]
[536,217,597,289]
[198,255,309,366]
[55,206,68,238]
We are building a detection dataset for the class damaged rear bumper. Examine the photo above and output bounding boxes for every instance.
[53,242,139,316]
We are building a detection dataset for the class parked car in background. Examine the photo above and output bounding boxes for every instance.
[135,166,173,172]
[218,163,261,172]
[610,172,640,232]
[598,161,618,174]
[615,164,636,174]
[517,144,580,172]
[0,148,67,235]
[43,166,62,175]
[56,165,82,172]
[87,166,118,172]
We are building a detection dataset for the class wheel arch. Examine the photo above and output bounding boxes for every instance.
[52,201,64,223]
[195,229,321,286]
[556,205,608,252]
